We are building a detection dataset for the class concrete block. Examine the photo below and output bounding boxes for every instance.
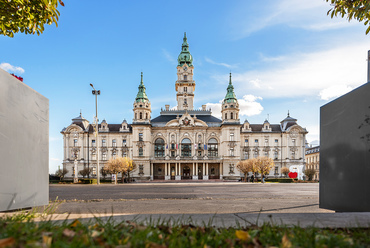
[0,69,49,211]
[320,82,370,212]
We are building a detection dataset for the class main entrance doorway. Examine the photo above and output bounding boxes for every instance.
[182,166,191,179]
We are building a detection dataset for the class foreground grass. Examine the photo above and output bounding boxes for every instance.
[0,213,370,248]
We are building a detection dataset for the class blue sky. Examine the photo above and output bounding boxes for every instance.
[1,0,369,173]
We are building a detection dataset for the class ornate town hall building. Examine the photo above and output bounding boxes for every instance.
[61,34,308,181]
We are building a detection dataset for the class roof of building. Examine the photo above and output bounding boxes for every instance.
[305,145,320,154]
[223,73,237,103]
[87,124,132,133]
[151,114,222,127]
[178,32,193,67]
[249,124,282,132]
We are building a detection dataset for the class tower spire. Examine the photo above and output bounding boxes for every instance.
[178,32,193,67]
[135,72,149,103]
[224,73,237,103]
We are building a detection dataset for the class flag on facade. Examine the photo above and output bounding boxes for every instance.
[176,144,178,149]
[204,144,207,150]
[166,144,168,149]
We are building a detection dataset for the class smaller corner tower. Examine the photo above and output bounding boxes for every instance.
[221,73,239,123]
[176,32,195,110]
[133,72,151,123]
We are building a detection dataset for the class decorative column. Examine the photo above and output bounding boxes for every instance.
[150,162,153,180]
[204,163,209,180]
[175,163,181,180]
[165,162,170,180]
[192,162,198,180]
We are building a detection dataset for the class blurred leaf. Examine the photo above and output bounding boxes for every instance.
[0,237,15,248]
[235,230,250,241]
[63,229,76,238]
[281,234,292,248]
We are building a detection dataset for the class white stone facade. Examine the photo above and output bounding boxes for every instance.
[61,34,308,181]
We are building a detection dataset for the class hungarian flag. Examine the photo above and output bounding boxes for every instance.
[176,144,178,149]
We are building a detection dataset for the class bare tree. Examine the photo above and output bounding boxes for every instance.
[79,167,92,178]
[281,167,290,178]
[304,168,316,181]
[55,168,68,181]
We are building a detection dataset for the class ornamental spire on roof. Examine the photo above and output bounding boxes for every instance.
[178,32,193,67]
[224,73,237,103]
[135,72,149,103]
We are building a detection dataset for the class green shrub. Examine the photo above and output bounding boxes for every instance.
[80,178,97,184]
[266,178,294,183]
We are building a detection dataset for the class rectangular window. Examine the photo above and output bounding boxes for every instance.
[122,139,126,146]
[264,151,268,156]
[139,133,143,141]
[171,143,175,149]
[92,167,96,176]
[230,133,234,141]
[139,164,144,175]
[275,139,278,143]
[265,139,268,144]
[74,139,78,146]
[112,139,117,147]
[255,139,258,145]
[102,139,106,147]
[274,151,278,159]
[171,151,175,157]
[244,151,249,160]
[229,164,235,174]
[292,139,296,146]
[102,153,107,160]
[275,166,278,175]
[230,148,234,156]
[139,147,143,156]
[92,140,96,147]
[184,87,187,92]
[245,139,248,144]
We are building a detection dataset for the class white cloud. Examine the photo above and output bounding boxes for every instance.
[319,85,353,100]
[230,41,368,99]
[0,63,25,74]
[230,0,355,38]
[162,49,176,64]
[204,57,235,68]
[50,158,61,162]
[206,94,263,118]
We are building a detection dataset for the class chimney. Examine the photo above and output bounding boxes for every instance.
[368,50,370,82]
[165,104,170,111]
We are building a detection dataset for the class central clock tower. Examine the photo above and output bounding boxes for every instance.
[176,32,195,110]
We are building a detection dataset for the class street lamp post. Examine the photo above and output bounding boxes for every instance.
[90,84,101,185]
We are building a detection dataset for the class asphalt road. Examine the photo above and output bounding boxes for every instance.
[50,182,329,215]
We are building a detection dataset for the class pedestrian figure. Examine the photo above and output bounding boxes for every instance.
[262,174,265,183]
[251,174,254,183]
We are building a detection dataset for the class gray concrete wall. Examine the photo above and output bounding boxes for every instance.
[0,69,49,211]
[320,82,370,212]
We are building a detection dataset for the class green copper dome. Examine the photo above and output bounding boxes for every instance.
[177,32,193,67]
[224,73,237,103]
[135,72,149,103]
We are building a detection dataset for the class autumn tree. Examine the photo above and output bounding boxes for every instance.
[326,0,370,34]
[0,0,64,37]
[236,159,254,182]
[254,157,275,183]
[281,167,290,177]
[104,157,136,184]
[304,168,316,181]
[79,167,92,178]
[55,168,68,181]
[125,160,137,183]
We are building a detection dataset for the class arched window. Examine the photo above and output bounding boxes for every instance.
[225,113,227,119]
[181,138,191,157]
[140,112,143,119]
[184,75,187,80]
[139,147,143,156]
[146,113,148,119]
[231,112,234,119]
[154,138,165,157]
[135,113,137,119]
[208,138,218,157]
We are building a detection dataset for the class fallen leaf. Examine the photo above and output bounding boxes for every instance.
[42,235,52,248]
[63,228,76,238]
[0,237,15,248]
[70,219,81,228]
[281,234,292,248]
[235,230,250,241]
